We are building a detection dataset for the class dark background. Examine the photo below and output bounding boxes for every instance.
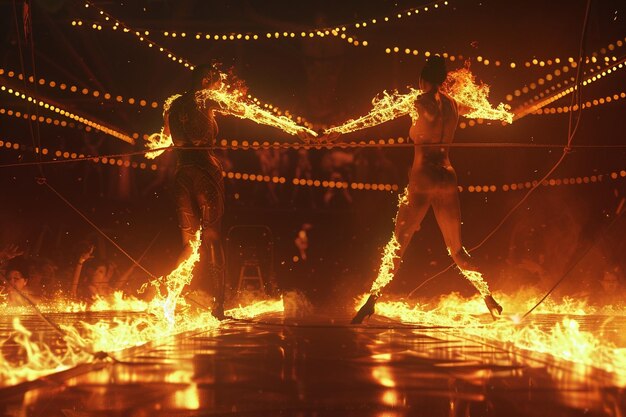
[0,0,625,307]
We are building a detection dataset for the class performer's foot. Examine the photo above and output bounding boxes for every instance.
[351,294,378,324]
[211,303,230,321]
[483,295,503,320]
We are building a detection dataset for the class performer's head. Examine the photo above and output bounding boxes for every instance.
[191,64,221,91]
[5,257,29,292]
[419,55,447,91]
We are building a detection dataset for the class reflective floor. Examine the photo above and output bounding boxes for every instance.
[1,312,625,416]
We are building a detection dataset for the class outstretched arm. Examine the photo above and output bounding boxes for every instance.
[455,98,512,123]
[444,69,513,123]
[324,89,421,135]
[197,89,317,138]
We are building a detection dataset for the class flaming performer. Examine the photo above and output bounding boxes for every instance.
[334,56,511,323]
[150,64,312,319]
[145,69,317,159]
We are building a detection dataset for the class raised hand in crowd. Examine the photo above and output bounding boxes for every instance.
[0,244,23,264]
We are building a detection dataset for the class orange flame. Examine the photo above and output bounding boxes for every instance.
[195,83,317,137]
[225,297,285,320]
[444,68,513,123]
[148,230,202,325]
[325,68,512,135]
[0,229,287,387]
[145,131,173,159]
[0,317,89,385]
[458,268,491,297]
[369,293,626,383]
[325,90,422,135]
[145,93,180,159]
[369,187,410,295]
[0,231,211,385]
[145,80,317,158]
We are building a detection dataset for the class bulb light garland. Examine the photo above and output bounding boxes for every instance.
[533,91,626,115]
[514,57,626,120]
[504,37,625,102]
[512,58,619,106]
[0,82,135,144]
[2,139,624,193]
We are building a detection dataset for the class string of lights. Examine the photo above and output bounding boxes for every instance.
[79,1,194,69]
[457,116,505,129]
[74,0,448,46]
[195,0,449,41]
[533,91,626,115]
[1,100,151,141]
[514,57,626,119]
[152,23,366,48]
[337,0,449,32]
[0,139,156,171]
[0,67,160,109]
[513,58,618,106]
[71,17,367,48]
[386,48,572,69]
[6,134,626,167]
[386,38,623,72]
[0,82,136,144]
[2,139,624,194]
[504,37,625,102]
[0,106,86,130]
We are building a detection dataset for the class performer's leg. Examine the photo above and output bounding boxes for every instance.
[393,191,430,273]
[351,189,430,324]
[430,188,475,270]
[200,218,226,318]
[174,170,200,263]
[196,171,226,318]
[431,187,502,317]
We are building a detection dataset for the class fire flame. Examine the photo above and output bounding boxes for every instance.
[145,130,173,159]
[368,293,626,384]
[0,230,284,387]
[0,317,88,385]
[225,297,285,320]
[444,69,513,123]
[148,230,202,325]
[145,93,180,159]
[458,268,490,298]
[325,90,422,135]
[195,83,317,137]
[145,75,317,158]
[325,68,512,135]
[369,187,410,295]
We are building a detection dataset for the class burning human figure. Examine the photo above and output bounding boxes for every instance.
[157,65,313,319]
[162,65,226,319]
[330,56,507,323]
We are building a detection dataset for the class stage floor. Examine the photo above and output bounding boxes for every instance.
[1,311,625,417]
